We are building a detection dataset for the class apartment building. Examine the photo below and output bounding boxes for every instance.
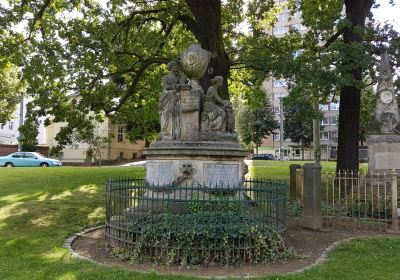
[0,98,46,145]
[261,4,339,160]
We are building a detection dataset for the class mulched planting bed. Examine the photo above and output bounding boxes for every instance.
[71,221,391,278]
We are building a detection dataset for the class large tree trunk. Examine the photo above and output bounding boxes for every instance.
[185,0,230,100]
[336,0,373,172]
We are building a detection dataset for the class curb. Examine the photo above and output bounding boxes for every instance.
[62,225,105,261]
[287,237,356,275]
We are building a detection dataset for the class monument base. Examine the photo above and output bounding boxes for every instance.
[367,135,400,172]
[143,141,247,187]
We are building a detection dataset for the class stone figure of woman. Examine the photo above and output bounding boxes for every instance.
[158,60,186,140]
[201,76,229,132]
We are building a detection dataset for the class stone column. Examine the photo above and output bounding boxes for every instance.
[303,163,322,230]
[289,164,301,202]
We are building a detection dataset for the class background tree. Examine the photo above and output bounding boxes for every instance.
[18,118,39,152]
[282,95,322,160]
[0,0,246,152]
[0,63,25,124]
[68,126,112,166]
[238,0,399,171]
[236,97,278,154]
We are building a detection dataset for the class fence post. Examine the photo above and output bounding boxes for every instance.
[303,163,322,230]
[296,168,304,202]
[390,169,399,232]
[289,164,301,202]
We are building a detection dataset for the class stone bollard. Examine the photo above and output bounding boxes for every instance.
[289,164,302,202]
[303,163,322,230]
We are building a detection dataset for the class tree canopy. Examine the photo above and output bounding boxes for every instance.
[236,0,400,170]
[282,94,321,159]
[0,0,399,171]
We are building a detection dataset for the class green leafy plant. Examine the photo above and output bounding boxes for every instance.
[113,196,292,266]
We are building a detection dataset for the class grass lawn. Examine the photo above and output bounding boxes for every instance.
[0,165,399,280]
[247,160,368,180]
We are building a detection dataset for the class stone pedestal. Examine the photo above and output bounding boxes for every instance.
[367,135,400,172]
[144,141,247,187]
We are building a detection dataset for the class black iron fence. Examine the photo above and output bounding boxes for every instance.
[105,178,288,265]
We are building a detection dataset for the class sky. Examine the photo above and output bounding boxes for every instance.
[372,0,400,31]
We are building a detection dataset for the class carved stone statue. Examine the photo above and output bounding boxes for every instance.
[374,52,400,134]
[201,76,230,132]
[158,60,186,140]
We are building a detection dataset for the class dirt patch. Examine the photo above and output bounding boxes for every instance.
[71,222,389,278]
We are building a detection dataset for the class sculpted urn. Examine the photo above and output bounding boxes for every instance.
[180,43,211,88]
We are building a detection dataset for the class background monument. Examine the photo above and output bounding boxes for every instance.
[366,52,400,172]
[144,44,247,187]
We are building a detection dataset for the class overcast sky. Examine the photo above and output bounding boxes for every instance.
[373,0,399,31]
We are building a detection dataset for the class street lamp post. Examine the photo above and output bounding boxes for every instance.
[17,93,24,152]
[279,99,284,160]
[313,101,320,163]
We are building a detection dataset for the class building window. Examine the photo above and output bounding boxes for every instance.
[273,92,288,100]
[291,23,306,31]
[277,13,288,21]
[293,50,303,58]
[330,102,339,110]
[294,11,302,18]
[1,124,4,129]
[274,106,280,114]
[117,126,124,142]
[117,152,124,160]
[273,80,281,88]
[319,104,328,111]
[272,26,289,35]
[273,79,287,88]
[8,122,13,130]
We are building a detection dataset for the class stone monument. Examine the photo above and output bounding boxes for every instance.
[144,44,247,188]
[366,52,400,172]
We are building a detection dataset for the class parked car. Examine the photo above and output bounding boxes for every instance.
[0,152,62,167]
[251,153,275,160]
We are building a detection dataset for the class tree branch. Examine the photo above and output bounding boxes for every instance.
[323,27,346,49]
[177,13,200,41]
[105,57,170,114]
[28,0,53,38]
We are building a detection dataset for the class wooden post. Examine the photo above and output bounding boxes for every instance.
[289,164,301,202]
[296,168,304,202]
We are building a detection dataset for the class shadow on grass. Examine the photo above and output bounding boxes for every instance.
[0,167,188,280]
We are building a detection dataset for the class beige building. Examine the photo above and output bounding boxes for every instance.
[46,119,145,164]
[261,4,339,160]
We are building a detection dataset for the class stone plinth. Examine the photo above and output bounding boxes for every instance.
[367,135,400,172]
[143,141,247,187]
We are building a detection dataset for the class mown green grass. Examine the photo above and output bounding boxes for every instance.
[247,160,368,181]
[0,165,399,280]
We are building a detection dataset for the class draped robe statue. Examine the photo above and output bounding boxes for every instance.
[158,61,186,140]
